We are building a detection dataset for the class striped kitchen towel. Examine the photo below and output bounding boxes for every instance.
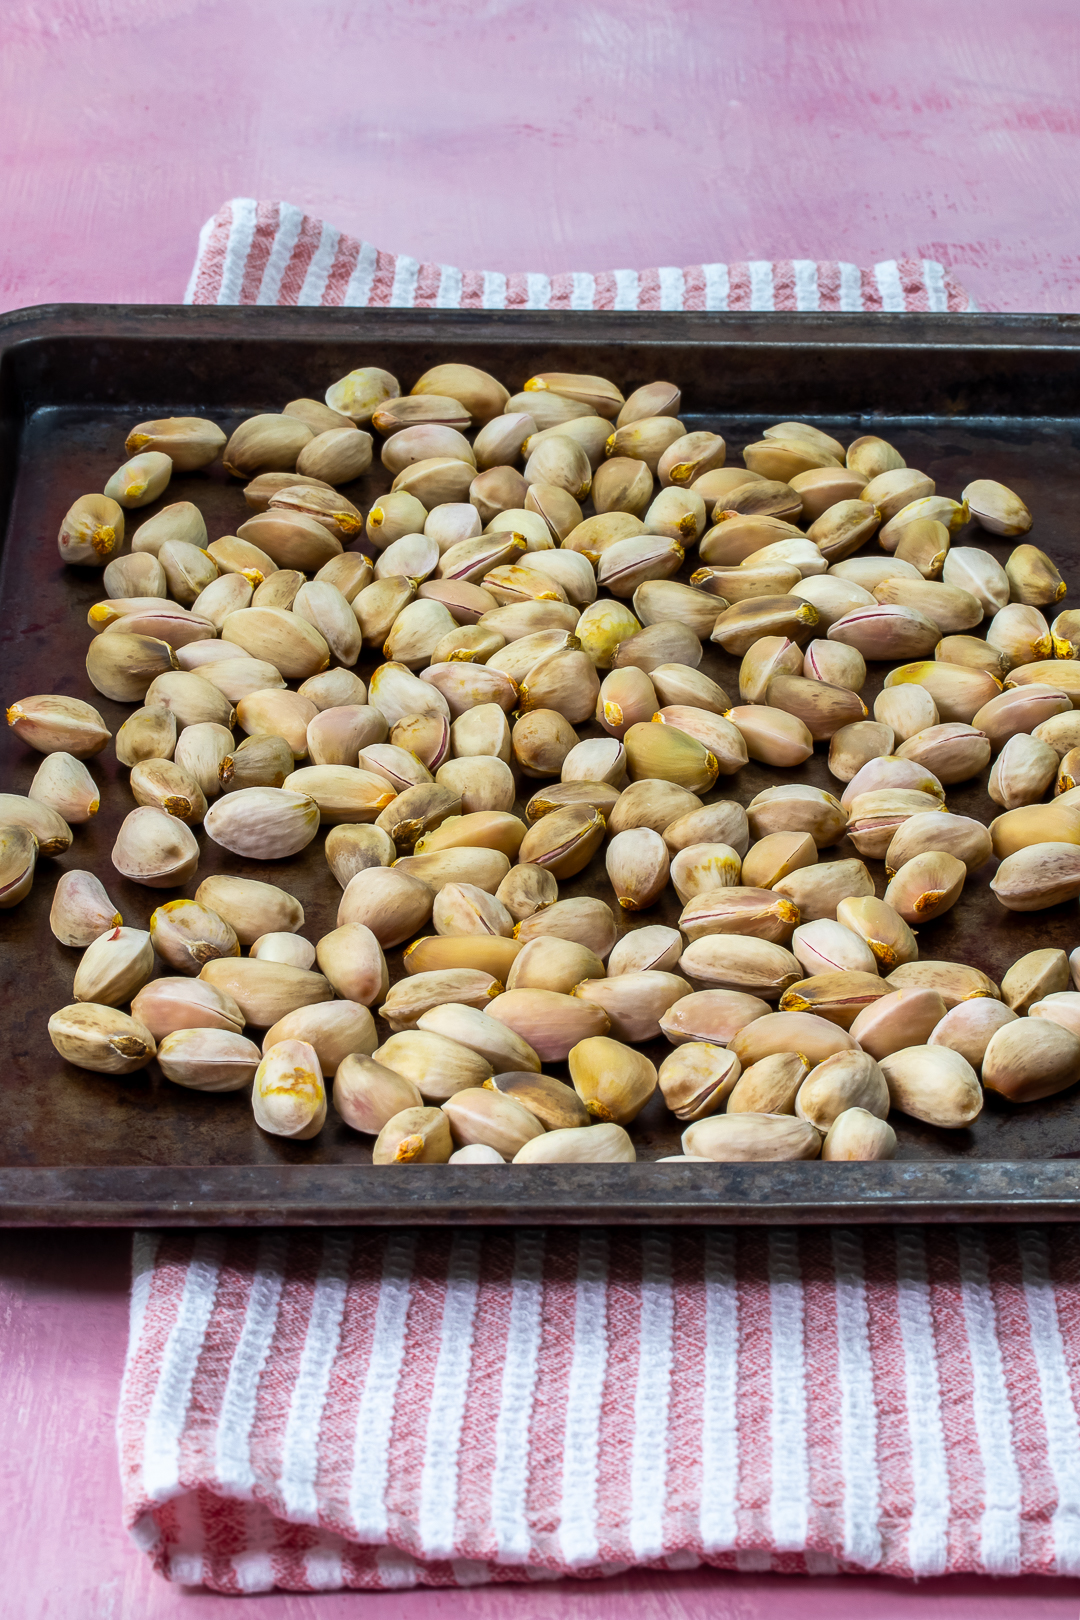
[118,1224,1080,1592]
[184,198,977,313]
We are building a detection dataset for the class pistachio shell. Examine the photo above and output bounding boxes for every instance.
[513,896,616,958]
[194,874,303,944]
[201,960,331,1028]
[682,1114,821,1162]
[513,1123,635,1163]
[878,1045,982,1127]
[252,1039,326,1140]
[487,988,610,1061]
[324,824,397,889]
[661,989,771,1047]
[568,1034,657,1123]
[50,868,122,947]
[149,898,239,974]
[111,805,199,887]
[48,1003,156,1074]
[572,970,690,1043]
[849,988,949,1060]
[131,976,244,1040]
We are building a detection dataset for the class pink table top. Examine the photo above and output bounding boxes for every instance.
[2,0,1079,1611]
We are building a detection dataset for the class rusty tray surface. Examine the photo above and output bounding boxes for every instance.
[3,303,1080,1225]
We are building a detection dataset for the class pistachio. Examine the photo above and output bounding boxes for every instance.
[132,976,244,1040]
[831,555,921,590]
[712,595,819,656]
[284,396,356,436]
[608,778,702,837]
[885,659,1003,725]
[220,733,295,793]
[486,987,610,1061]
[71,925,154,1006]
[307,704,387,767]
[927,1000,1017,1069]
[50,869,121,947]
[987,602,1053,667]
[828,720,895,783]
[521,371,618,417]
[1057,747,1080,796]
[846,434,905,480]
[735,539,831,579]
[252,569,304,611]
[358,743,433,793]
[988,732,1059,809]
[807,499,880,564]
[973,684,1072,751]
[596,533,684,597]
[692,466,766,505]
[1005,660,1080,701]
[48,1003,156,1074]
[252,1039,326,1140]
[724,1050,807,1116]
[324,367,400,424]
[188,575,253,629]
[740,830,817,890]
[413,809,525,860]
[194,874,303,945]
[472,412,536,470]
[235,509,342,572]
[1006,543,1066,607]
[572,970,689,1043]
[692,563,801,602]
[802,639,867,693]
[656,429,725,490]
[251,933,317,970]
[513,1123,636,1163]
[364,491,429,552]
[791,918,879,978]
[496,864,559,924]
[85,632,177,704]
[314,922,389,1007]
[779,970,890,1028]
[746,433,842,479]
[104,450,172,508]
[597,667,657,740]
[766,674,867,741]
[699,514,804,567]
[622,722,718,794]
[872,577,982,636]
[0,793,70,856]
[884,811,992,876]
[663,800,749,857]
[820,1109,896,1160]
[415,1004,541,1074]
[661,988,771,1047]
[332,1056,423,1134]
[728,1008,858,1068]
[525,417,616,473]
[997,947,1069,1014]
[879,497,967,550]
[58,493,124,565]
[513,895,616,959]
[353,577,417,645]
[369,661,451,727]
[935,634,1008,679]
[99,602,214,649]
[679,935,801,998]
[845,787,946,860]
[514,803,605,879]
[391,713,451,771]
[204,785,319,857]
[882,851,965,925]
[413,365,507,424]
[885,960,999,1007]
[859,468,935,522]
[374,1029,494,1102]
[960,477,1032,537]
[560,736,626,788]
[683,1113,821,1162]
[149,898,239,974]
[130,757,208,824]
[404,935,520,981]
[613,622,703,674]
[201,959,331,1027]
[242,471,334,513]
[795,1049,890,1132]
[872,684,940,742]
[1030,993,1080,1041]
[218,607,328,682]
[421,505,483,556]
[483,1071,585,1132]
[293,427,372,486]
[103,551,167,599]
[436,757,516,816]
[982,1019,1080,1104]
[590,455,653,518]
[896,721,991,783]
[439,1087,544,1159]
[156,1029,261,1093]
[849,987,949,1060]
[289,581,361,667]
[990,841,1080,910]
[111,805,199,887]
[747,784,848,846]
[468,467,528,524]
[395,847,511,893]
[892,517,951,579]
[829,603,942,660]
[505,936,604,996]
[324,824,397,889]
[679,882,799,947]
[28,752,99,824]
[667,842,740,904]
[616,381,681,427]
[724,705,814,768]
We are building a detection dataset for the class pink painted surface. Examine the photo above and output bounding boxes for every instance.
[3,0,1080,1611]
[0,0,1078,314]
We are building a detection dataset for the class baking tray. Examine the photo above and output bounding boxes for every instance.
[3,303,1080,1226]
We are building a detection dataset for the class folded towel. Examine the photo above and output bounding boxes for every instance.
[119,1224,1080,1593]
[184,198,976,312]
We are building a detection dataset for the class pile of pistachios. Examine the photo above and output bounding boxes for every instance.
[8,360,1080,1166]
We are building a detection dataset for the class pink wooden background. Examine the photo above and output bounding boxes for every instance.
[2,0,1079,1613]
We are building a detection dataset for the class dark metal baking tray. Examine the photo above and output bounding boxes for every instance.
[3,303,1080,1225]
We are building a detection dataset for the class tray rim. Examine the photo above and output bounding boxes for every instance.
[5,301,1080,1226]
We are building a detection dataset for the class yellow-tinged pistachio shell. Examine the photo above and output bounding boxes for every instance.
[373,1029,493,1103]
[999,948,1069,1014]
[872,576,982,634]
[883,659,1002,725]
[597,667,657,740]
[660,1043,742,1120]
[935,634,1008,678]
[844,787,946,860]
[404,935,520,980]
[846,434,904,480]
[372,1104,452,1164]
[353,577,417,645]
[613,622,703,675]
[883,851,966,923]
[104,450,172,508]
[982,1018,1080,1104]
[568,1033,657,1123]
[988,601,1054,667]
[680,886,799,945]
[48,1002,155,1074]
[395,847,511,894]
[669,842,741,903]
[622,722,718,793]
[485,1071,589,1131]
[283,396,357,435]
[683,1113,821,1162]
[849,988,949,1060]
[357,743,432,793]
[58,493,124,565]
[129,757,207,824]
[1006,543,1066,607]
[201,959,331,1027]
[774,860,878,926]
[252,568,304,611]
[325,366,400,424]
[294,427,373,485]
[726,1050,808,1116]
[252,1039,326,1140]
[524,371,621,416]
[223,415,313,479]
[596,532,684,597]
[333,1055,423,1133]
[337,864,433,945]
[658,431,727,491]
[218,607,329,681]
[894,517,950,579]
[779,970,891,1028]
[516,804,606,879]
[873,683,940,742]
[150,898,239,973]
[878,496,967,549]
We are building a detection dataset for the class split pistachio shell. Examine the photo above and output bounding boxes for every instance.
[795,1049,889,1131]
[724,705,814,768]
[988,602,1053,666]
[111,805,199,887]
[517,804,606,879]
[486,1071,589,1132]
[263,1002,376,1071]
[158,1029,262,1092]
[821,1110,897,1160]
[415,1004,541,1074]
[252,1039,326,1139]
[150,899,239,974]
[679,935,801,998]
[194,874,304,945]
[48,1003,156,1074]
[50,869,121,946]
[324,824,397,888]
[130,757,208,824]
[746,784,847,846]
[251,569,304,611]
[660,1043,744,1121]
[725,1050,805,1117]
[884,812,993,876]
[1000,948,1070,1013]
[779,970,890,1028]
[404,935,520,981]
[132,977,244,1040]
[486,988,610,1062]
[693,563,801,602]
[380,969,503,1032]
[849,988,949,1060]
[670,842,741,903]
[679,887,799,946]
[251,933,317,970]
[307,704,387,767]
[337,865,434,946]
[885,960,999,1007]
[608,779,702,838]
[656,990,765,1049]
[568,1034,657,1123]
[982,1019,1080,1104]
[441,1087,544,1158]
[791,919,879,978]
[1030,993,1080,1042]
[829,603,942,661]
[894,518,950,578]
[1006,543,1066,607]
[828,721,895,783]
[802,638,867,692]
[844,788,946,861]
[72,926,154,1006]
[728,1009,857,1069]
[201,959,331,1028]
[513,1122,636,1164]
[496,864,559,923]
[683,1113,821,1162]
[897,722,991,784]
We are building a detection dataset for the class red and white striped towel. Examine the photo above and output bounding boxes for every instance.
[184,198,977,312]
[119,1224,1080,1592]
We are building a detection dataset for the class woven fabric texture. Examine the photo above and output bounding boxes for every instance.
[184,198,976,312]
